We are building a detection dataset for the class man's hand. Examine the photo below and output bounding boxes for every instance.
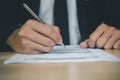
[80,23,120,49]
[7,19,62,54]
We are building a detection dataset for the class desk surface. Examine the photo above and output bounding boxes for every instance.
[0,50,120,80]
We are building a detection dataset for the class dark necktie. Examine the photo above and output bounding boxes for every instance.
[54,0,70,45]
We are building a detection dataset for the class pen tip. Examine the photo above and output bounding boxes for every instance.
[61,43,66,47]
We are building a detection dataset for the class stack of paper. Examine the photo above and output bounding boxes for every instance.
[4,45,120,64]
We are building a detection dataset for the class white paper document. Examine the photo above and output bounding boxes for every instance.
[4,45,120,64]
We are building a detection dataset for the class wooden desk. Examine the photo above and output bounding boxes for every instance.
[0,50,120,80]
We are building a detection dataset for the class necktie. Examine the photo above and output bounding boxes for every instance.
[54,0,70,45]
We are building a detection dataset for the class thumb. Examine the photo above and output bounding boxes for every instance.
[80,39,89,48]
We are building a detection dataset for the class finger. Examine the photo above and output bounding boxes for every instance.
[96,27,115,48]
[19,28,55,47]
[113,39,120,49]
[21,49,42,54]
[26,20,62,44]
[54,26,60,32]
[88,24,108,48]
[104,30,120,49]
[80,39,89,48]
[20,39,53,53]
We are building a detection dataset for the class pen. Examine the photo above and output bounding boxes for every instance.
[23,3,65,47]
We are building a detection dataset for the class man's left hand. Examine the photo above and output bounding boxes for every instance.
[80,23,120,49]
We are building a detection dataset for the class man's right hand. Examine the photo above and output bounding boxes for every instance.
[7,19,62,54]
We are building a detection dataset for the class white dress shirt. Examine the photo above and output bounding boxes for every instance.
[39,0,81,45]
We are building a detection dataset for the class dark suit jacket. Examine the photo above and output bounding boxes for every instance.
[0,0,120,52]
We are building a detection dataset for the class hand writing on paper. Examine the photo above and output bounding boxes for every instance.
[7,19,62,54]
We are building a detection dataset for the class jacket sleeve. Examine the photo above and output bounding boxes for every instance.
[0,0,39,52]
[0,1,20,52]
[102,0,120,29]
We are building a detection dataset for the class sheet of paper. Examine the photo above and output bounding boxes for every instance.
[4,45,120,64]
